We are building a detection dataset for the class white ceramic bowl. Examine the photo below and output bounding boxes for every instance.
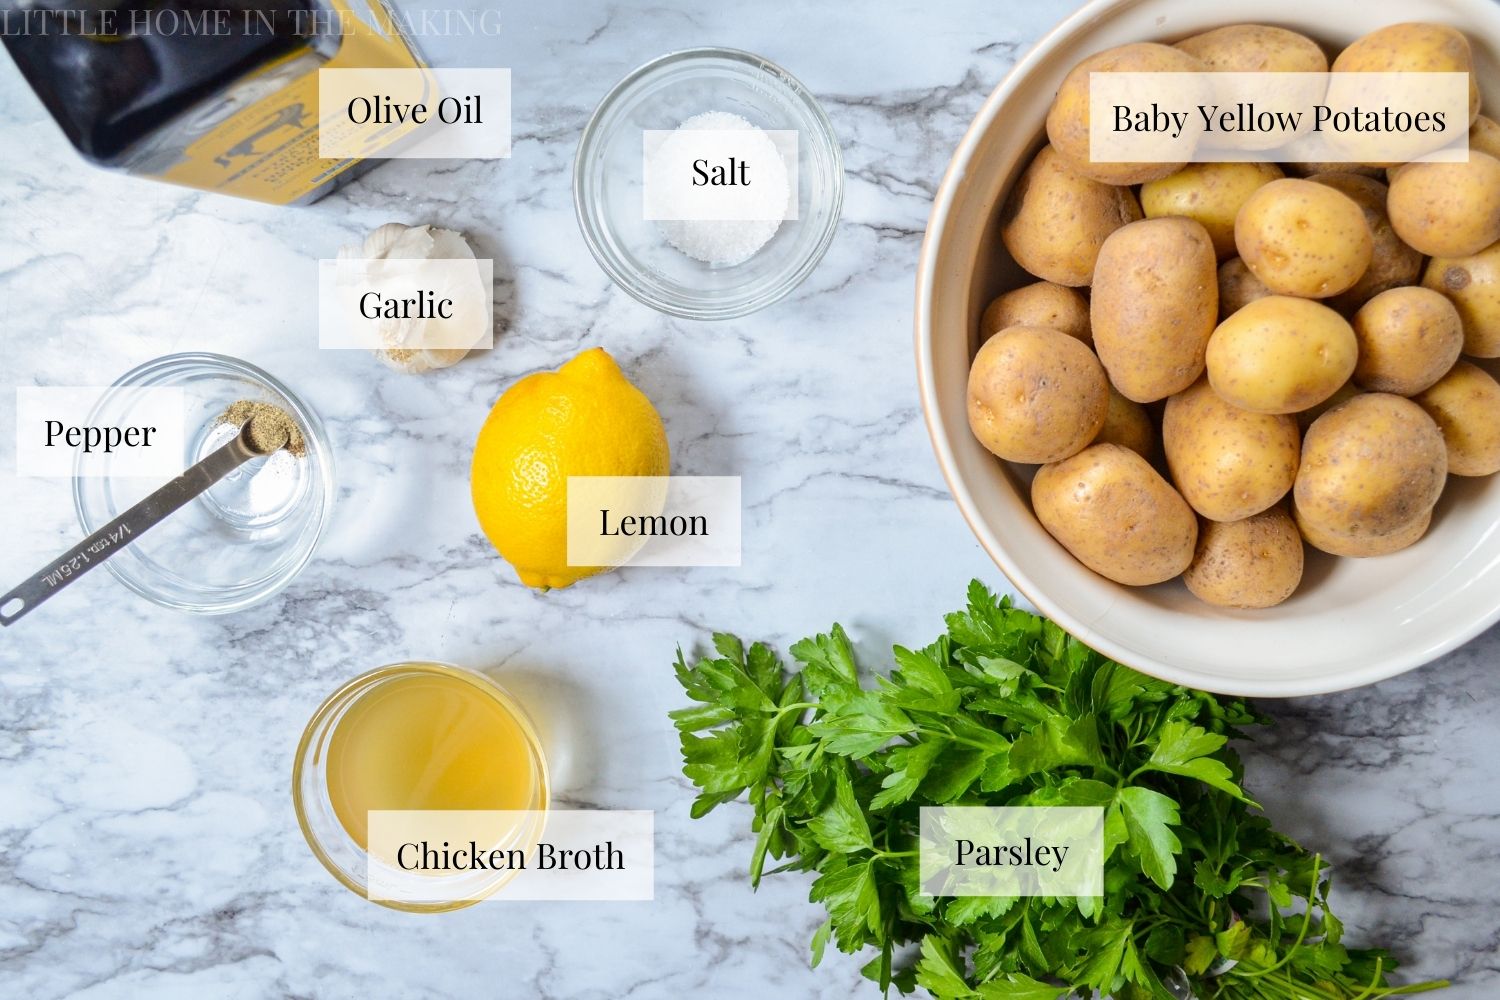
[916,0,1500,696]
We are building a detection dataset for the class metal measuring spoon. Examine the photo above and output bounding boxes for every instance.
[0,419,289,627]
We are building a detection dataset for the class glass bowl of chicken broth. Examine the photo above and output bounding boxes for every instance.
[293,661,550,912]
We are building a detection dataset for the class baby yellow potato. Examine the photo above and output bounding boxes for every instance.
[1415,360,1500,476]
[1000,145,1143,287]
[1032,443,1198,586]
[967,325,1109,464]
[1471,115,1500,160]
[1093,387,1156,459]
[1295,393,1448,539]
[1163,379,1300,522]
[1217,258,1273,318]
[1387,153,1500,258]
[1422,242,1500,358]
[1332,23,1481,127]
[1091,218,1219,403]
[1309,173,1423,312]
[1184,508,1305,609]
[1174,24,1328,72]
[1142,162,1284,258]
[1351,287,1464,395]
[1045,43,1205,186]
[981,281,1091,344]
[1234,178,1373,298]
[1175,26,1328,155]
[1295,503,1432,558]
[1326,24,1480,165]
[1206,296,1358,413]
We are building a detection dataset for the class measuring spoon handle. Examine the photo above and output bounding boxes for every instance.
[0,432,261,627]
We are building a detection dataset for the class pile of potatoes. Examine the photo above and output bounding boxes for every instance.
[970,22,1500,610]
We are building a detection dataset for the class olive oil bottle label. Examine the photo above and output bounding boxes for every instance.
[150,0,423,204]
[566,476,743,568]
[365,810,655,905]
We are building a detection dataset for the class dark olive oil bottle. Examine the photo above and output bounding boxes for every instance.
[1,0,421,204]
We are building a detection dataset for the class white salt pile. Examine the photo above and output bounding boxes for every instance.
[649,110,790,266]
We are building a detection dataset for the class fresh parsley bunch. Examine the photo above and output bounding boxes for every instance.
[671,581,1447,1000]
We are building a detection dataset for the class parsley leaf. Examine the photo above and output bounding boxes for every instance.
[809,768,875,853]
[810,857,881,951]
[1142,719,1256,804]
[1116,785,1182,889]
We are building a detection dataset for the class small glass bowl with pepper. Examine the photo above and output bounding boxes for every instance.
[73,353,335,614]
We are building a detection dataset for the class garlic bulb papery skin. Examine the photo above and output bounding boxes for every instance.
[336,223,492,374]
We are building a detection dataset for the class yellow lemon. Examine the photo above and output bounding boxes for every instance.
[470,347,669,590]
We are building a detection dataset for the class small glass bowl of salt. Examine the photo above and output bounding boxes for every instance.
[574,47,843,320]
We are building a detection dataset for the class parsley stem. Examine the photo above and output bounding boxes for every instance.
[915,723,997,752]
[1349,958,1388,1000]
[1234,855,1321,981]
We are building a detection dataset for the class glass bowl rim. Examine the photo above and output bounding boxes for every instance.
[572,45,845,320]
[71,351,335,615]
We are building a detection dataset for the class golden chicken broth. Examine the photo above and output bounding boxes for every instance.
[325,668,541,850]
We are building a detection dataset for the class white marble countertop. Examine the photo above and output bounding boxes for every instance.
[1,1,1498,997]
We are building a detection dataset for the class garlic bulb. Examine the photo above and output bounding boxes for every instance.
[336,222,491,374]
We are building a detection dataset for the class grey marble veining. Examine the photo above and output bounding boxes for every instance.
[1,1,1497,997]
